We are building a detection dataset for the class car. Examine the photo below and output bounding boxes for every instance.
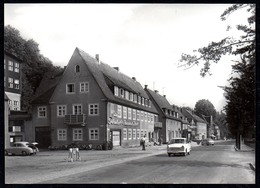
[201,138,214,146]
[167,138,191,157]
[5,141,39,156]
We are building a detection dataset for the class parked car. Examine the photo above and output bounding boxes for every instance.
[5,141,39,156]
[201,138,214,146]
[167,138,191,157]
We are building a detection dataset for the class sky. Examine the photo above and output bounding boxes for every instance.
[4,4,251,112]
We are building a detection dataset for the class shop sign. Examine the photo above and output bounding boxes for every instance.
[108,117,139,126]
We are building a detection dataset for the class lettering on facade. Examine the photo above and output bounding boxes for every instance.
[108,117,139,126]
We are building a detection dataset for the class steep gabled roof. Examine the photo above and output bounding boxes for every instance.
[182,109,207,124]
[31,86,57,104]
[76,48,157,114]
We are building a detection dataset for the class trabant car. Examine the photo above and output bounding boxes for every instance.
[167,138,191,157]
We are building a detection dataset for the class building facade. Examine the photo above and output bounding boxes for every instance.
[144,88,182,143]
[31,48,160,148]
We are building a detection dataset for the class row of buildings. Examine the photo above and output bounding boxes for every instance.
[4,48,220,149]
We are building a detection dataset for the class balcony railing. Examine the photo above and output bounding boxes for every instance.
[64,114,86,125]
[154,122,163,128]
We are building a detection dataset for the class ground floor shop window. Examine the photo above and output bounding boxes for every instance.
[57,129,67,141]
[89,128,99,140]
[137,129,140,139]
[128,128,132,140]
[123,128,127,140]
[133,129,136,140]
[73,128,83,141]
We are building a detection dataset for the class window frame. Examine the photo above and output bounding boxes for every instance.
[66,83,75,94]
[57,105,67,117]
[89,128,99,140]
[73,128,83,141]
[57,129,67,141]
[89,103,99,116]
[38,106,47,118]
[73,104,82,115]
[80,82,89,93]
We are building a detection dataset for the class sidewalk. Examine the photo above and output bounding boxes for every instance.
[234,142,255,172]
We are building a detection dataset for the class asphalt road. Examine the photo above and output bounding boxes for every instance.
[40,141,255,184]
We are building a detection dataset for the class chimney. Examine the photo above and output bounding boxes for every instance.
[95,54,100,63]
[132,77,136,81]
[144,85,148,89]
[163,95,166,98]
[113,67,119,71]
[154,90,158,94]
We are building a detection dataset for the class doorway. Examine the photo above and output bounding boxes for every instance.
[112,131,120,146]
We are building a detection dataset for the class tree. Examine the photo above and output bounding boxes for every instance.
[179,4,255,77]
[214,111,231,139]
[4,25,63,111]
[178,4,256,147]
[194,99,216,119]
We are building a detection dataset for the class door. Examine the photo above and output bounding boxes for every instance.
[112,131,120,146]
[35,127,51,149]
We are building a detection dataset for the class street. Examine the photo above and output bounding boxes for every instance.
[5,140,255,184]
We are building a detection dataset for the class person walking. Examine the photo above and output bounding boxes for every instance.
[141,134,146,150]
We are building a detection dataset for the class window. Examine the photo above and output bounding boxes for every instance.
[80,82,89,93]
[14,63,19,73]
[73,104,82,115]
[128,108,132,120]
[117,105,122,118]
[123,128,127,140]
[137,129,140,139]
[73,128,83,141]
[8,60,13,71]
[89,128,99,140]
[151,114,154,123]
[141,97,145,106]
[14,79,19,89]
[120,88,124,98]
[136,110,140,121]
[147,113,150,122]
[125,90,129,100]
[129,92,133,101]
[8,77,13,88]
[66,83,75,94]
[123,107,127,119]
[89,104,99,115]
[140,111,144,121]
[133,94,137,103]
[38,106,47,118]
[57,129,67,141]
[75,65,80,73]
[4,59,6,69]
[138,96,141,104]
[140,129,144,137]
[114,86,119,96]
[13,101,19,106]
[145,99,148,107]
[133,129,136,140]
[144,112,147,122]
[128,129,132,140]
[57,105,67,117]
[132,110,136,120]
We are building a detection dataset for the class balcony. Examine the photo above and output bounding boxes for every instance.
[64,114,86,125]
[154,122,163,128]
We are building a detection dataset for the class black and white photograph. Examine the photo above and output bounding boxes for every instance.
[4,3,256,184]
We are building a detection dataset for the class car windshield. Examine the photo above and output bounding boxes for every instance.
[169,139,185,144]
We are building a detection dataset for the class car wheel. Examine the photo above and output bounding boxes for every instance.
[168,153,171,157]
[22,151,27,156]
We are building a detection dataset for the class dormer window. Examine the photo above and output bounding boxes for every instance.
[133,94,137,103]
[141,97,145,106]
[120,88,124,98]
[114,86,119,96]
[75,65,80,73]
[125,90,129,100]
[138,96,141,104]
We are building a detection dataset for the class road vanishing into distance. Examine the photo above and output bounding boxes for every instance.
[40,141,255,184]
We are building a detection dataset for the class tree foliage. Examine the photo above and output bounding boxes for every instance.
[4,25,63,112]
[194,99,217,119]
[214,111,231,139]
[224,57,255,137]
[179,4,255,77]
